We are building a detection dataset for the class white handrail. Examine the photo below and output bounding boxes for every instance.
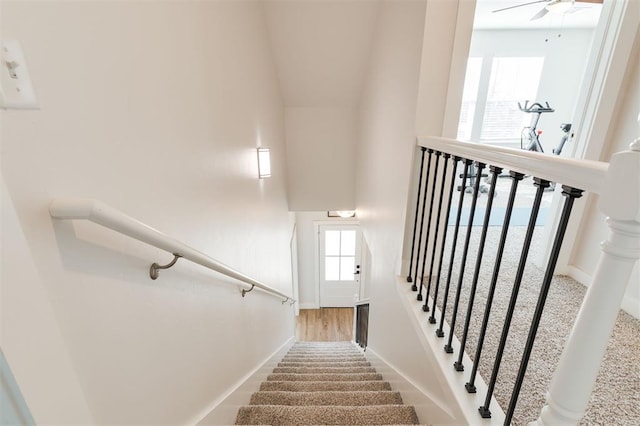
[49,198,295,303]
[418,136,608,194]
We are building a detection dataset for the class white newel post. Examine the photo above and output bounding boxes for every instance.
[534,138,640,426]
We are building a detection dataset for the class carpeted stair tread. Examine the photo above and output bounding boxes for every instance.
[278,361,371,367]
[288,349,360,352]
[235,404,419,425]
[236,342,419,425]
[267,372,383,382]
[249,390,404,406]
[282,356,366,362]
[283,352,364,357]
[272,366,376,374]
[260,380,393,392]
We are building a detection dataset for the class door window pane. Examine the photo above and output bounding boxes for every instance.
[325,231,340,256]
[340,256,355,281]
[340,230,356,256]
[325,257,340,281]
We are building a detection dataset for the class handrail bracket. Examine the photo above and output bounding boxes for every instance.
[150,253,182,280]
[241,284,255,297]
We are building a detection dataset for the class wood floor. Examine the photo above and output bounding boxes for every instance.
[295,308,354,341]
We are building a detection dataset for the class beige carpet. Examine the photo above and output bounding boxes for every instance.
[430,225,640,425]
[235,342,420,425]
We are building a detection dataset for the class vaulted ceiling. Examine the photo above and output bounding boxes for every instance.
[263,0,380,108]
[262,0,601,109]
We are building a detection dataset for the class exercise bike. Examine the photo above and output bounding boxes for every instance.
[518,100,572,156]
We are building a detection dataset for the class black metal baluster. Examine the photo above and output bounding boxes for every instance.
[422,154,450,312]
[418,151,442,303]
[437,158,470,338]
[466,171,524,393]
[454,165,500,371]
[503,185,583,426]
[445,162,486,354]
[412,149,434,290]
[479,177,550,418]
[427,153,452,320]
[407,147,427,283]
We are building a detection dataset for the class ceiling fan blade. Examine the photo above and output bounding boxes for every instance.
[492,0,548,13]
[530,7,549,20]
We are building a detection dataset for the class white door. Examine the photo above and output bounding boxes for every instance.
[318,225,362,307]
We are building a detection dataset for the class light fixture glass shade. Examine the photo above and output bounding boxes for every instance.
[257,148,271,178]
[546,0,574,14]
[336,210,356,218]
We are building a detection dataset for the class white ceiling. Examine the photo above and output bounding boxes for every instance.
[263,0,380,108]
[474,0,602,30]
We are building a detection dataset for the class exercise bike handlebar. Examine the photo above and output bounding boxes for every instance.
[518,100,555,113]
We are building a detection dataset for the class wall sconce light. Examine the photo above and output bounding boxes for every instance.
[257,148,271,179]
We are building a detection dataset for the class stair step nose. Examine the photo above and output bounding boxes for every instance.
[278,361,372,367]
[272,366,376,374]
[249,390,404,406]
[235,404,419,425]
[282,356,366,362]
[259,380,393,392]
[267,372,383,382]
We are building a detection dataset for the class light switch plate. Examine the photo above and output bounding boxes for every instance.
[0,39,39,110]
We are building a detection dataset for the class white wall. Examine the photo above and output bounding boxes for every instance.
[294,211,357,309]
[1,1,294,424]
[1,174,94,423]
[469,28,595,149]
[285,107,357,211]
[570,38,640,318]
[355,0,465,422]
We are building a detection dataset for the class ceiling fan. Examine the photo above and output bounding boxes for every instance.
[493,0,603,21]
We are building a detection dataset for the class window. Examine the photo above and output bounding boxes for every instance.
[481,57,545,141]
[457,57,483,141]
[324,230,356,281]
[457,56,545,145]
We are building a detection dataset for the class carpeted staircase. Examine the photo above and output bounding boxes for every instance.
[235,341,420,425]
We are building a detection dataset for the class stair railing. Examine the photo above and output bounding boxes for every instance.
[49,198,295,304]
[355,299,370,350]
[405,135,639,425]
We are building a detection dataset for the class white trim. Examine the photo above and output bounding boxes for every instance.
[566,265,593,287]
[364,347,459,425]
[567,265,640,320]
[191,337,294,425]
[290,224,300,316]
[540,0,638,273]
[395,276,505,425]
[313,220,360,308]
[621,294,640,321]
[297,302,319,310]
[417,137,608,194]
[442,0,477,138]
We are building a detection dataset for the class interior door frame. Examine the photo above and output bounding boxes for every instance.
[313,219,359,308]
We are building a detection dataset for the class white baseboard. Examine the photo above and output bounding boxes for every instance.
[191,337,294,425]
[567,266,640,320]
[395,277,505,425]
[298,302,319,310]
[364,347,458,425]
[566,265,592,287]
